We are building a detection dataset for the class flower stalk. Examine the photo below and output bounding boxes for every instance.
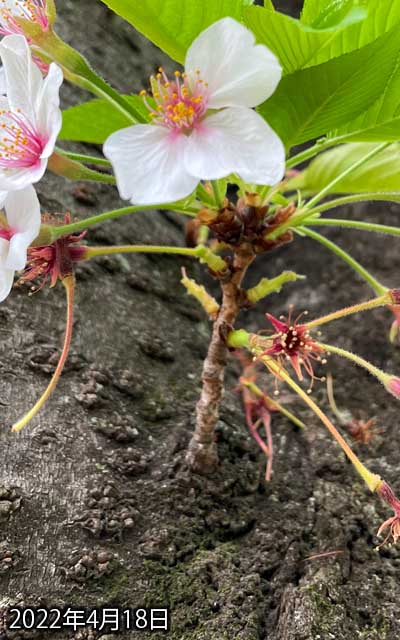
[83,244,227,273]
[261,355,382,492]
[20,24,143,124]
[304,292,392,330]
[47,152,116,184]
[12,274,75,433]
[297,227,387,295]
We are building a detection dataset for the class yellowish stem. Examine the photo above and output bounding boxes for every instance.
[260,355,381,492]
[12,275,75,433]
[305,293,390,330]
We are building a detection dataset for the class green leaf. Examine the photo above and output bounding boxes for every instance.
[244,1,400,74]
[328,14,400,144]
[258,25,400,148]
[98,0,253,63]
[60,96,150,144]
[301,0,364,28]
[290,143,400,194]
[245,7,332,74]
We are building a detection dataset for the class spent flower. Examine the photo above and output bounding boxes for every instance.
[20,215,87,290]
[262,309,326,386]
[376,481,400,546]
[104,17,285,205]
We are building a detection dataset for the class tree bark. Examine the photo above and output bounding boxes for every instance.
[1,2,400,640]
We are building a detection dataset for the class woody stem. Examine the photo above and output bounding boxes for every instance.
[186,248,255,474]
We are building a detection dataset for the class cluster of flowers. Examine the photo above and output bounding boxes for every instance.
[0,5,286,298]
[1,1,400,546]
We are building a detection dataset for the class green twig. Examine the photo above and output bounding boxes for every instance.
[297,226,387,295]
[306,218,400,237]
[55,148,112,167]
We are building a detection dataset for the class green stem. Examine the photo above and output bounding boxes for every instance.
[305,192,400,215]
[84,243,227,272]
[211,180,224,208]
[227,329,251,349]
[266,188,400,241]
[304,293,390,330]
[55,147,111,167]
[297,227,387,295]
[306,218,400,237]
[49,205,195,240]
[85,245,200,259]
[241,379,305,429]
[317,342,388,382]
[30,30,143,124]
[262,356,381,492]
[286,138,337,169]
[304,143,390,211]
[47,152,115,184]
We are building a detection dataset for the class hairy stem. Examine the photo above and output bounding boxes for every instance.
[186,248,255,473]
[306,217,400,237]
[262,356,381,492]
[84,244,227,273]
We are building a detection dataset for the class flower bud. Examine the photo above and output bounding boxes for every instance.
[389,319,400,344]
[384,376,400,399]
[387,304,400,344]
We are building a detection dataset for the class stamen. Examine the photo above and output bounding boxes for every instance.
[140,67,209,132]
[0,0,49,36]
[0,110,46,168]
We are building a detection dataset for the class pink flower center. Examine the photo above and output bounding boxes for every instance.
[0,225,13,241]
[141,67,209,132]
[0,0,49,36]
[0,109,47,168]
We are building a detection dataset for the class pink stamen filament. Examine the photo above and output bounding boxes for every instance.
[0,225,13,241]
[0,0,49,35]
[12,274,75,433]
[141,67,209,132]
[0,111,45,168]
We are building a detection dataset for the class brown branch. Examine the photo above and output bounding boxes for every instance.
[186,246,255,474]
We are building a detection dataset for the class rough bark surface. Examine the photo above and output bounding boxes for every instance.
[1,2,400,639]
[187,248,255,474]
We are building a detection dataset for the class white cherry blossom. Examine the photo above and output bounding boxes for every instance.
[0,185,41,301]
[0,0,49,37]
[0,33,62,190]
[104,17,285,206]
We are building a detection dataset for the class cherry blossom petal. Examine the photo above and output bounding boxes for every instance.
[185,107,285,185]
[104,124,199,205]
[185,17,281,109]
[0,66,6,94]
[0,237,14,301]
[0,34,42,120]
[0,158,47,190]
[37,62,63,159]
[5,186,41,270]
[0,190,8,209]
